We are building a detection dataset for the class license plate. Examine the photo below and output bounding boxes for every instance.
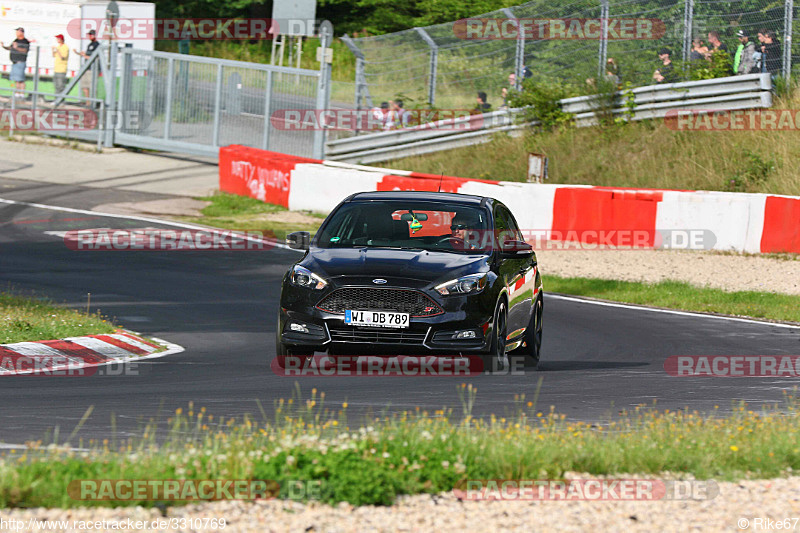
[344,310,409,328]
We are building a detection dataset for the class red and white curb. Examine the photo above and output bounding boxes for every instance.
[0,330,184,376]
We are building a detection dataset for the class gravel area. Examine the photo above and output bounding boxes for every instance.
[2,476,798,532]
[538,248,800,296]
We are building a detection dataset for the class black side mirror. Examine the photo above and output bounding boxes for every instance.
[500,239,533,258]
[286,231,310,251]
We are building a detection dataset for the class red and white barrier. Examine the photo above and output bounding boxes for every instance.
[219,145,800,254]
[0,331,167,376]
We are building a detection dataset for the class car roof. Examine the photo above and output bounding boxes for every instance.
[346,190,489,206]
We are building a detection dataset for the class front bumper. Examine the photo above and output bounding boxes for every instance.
[279,285,495,355]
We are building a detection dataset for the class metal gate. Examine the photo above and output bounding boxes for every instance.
[114,46,331,159]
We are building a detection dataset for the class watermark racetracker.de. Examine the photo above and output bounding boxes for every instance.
[665,109,800,131]
[453,478,719,500]
[453,18,666,40]
[270,109,482,131]
[452,229,717,251]
[271,355,529,376]
[665,355,800,377]
[67,479,324,501]
[62,228,277,251]
[67,18,327,40]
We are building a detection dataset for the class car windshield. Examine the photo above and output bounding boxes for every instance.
[315,200,491,254]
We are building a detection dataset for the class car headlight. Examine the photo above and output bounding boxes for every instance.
[434,273,487,296]
[290,265,328,290]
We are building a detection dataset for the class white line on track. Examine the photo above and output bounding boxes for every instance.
[3,196,796,331]
[0,196,295,251]
[547,293,800,329]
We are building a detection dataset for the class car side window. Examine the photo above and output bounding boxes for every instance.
[504,209,523,241]
[494,205,519,244]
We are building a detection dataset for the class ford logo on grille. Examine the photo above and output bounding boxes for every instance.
[372,279,388,284]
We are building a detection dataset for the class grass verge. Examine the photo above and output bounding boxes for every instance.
[1,387,799,508]
[545,276,800,324]
[384,92,800,196]
[173,192,324,241]
[0,291,116,344]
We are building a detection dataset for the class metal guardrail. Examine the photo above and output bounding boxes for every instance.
[563,73,773,126]
[325,74,773,164]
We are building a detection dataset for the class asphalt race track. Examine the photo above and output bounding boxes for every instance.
[1,177,799,444]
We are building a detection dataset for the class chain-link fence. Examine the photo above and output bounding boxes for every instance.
[345,0,796,111]
[116,48,329,158]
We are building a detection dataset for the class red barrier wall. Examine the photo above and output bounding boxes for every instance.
[377,172,497,194]
[552,188,663,247]
[219,146,320,208]
[761,196,800,254]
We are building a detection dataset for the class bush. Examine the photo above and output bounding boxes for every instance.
[508,79,577,130]
[725,149,776,191]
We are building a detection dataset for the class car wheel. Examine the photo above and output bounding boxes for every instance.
[275,335,313,369]
[511,294,542,369]
[483,299,509,374]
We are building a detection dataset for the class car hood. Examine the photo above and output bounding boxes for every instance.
[301,247,489,287]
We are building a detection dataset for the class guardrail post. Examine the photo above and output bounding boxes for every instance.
[682,0,694,65]
[783,0,793,78]
[313,23,332,159]
[262,70,273,150]
[118,48,132,131]
[164,58,174,140]
[9,89,14,137]
[32,46,39,113]
[104,44,117,147]
[212,63,223,147]
[599,0,609,78]
[341,35,369,110]
[502,8,524,89]
[414,27,438,107]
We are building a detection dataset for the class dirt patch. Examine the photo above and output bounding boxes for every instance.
[238,211,323,225]
[93,198,212,218]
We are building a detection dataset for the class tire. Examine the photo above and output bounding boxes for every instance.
[511,294,543,370]
[482,299,508,374]
[275,335,313,369]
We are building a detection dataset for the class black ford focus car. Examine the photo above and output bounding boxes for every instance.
[276,191,543,371]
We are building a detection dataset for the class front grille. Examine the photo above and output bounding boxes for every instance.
[329,326,428,345]
[316,288,443,317]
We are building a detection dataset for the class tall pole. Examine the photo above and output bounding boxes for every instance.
[502,8,524,88]
[783,0,793,78]
[599,0,609,78]
[414,27,438,107]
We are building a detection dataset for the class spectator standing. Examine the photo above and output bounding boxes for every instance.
[762,31,782,75]
[74,29,99,101]
[706,31,729,56]
[689,38,708,61]
[52,34,69,95]
[605,57,620,87]
[734,30,756,74]
[756,30,767,72]
[394,100,410,128]
[474,91,491,113]
[370,101,389,130]
[502,72,517,108]
[1,27,30,98]
[653,48,678,84]
[705,31,733,75]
